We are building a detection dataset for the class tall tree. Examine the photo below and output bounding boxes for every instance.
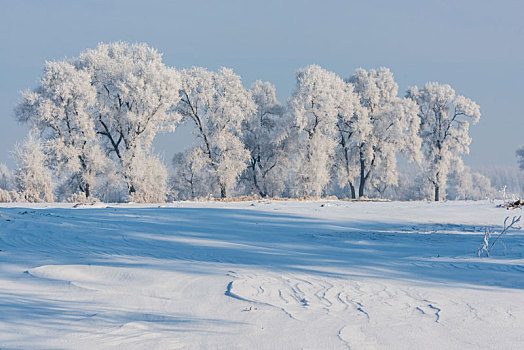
[288,65,347,197]
[241,81,290,197]
[347,67,421,198]
[177,67,255,198]
[332,80,365,199]
[407,82,480,201]
[15,60,107,199]
[73,42,181,196]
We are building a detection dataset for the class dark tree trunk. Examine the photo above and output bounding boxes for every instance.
[349,182,356,199]
[359,179,366,198]
[359,158,366,198]
[220,184,227,199]
[434,185,440,202]
[252,169,264,197]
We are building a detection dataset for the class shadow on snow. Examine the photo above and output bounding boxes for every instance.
[1,206,523,290]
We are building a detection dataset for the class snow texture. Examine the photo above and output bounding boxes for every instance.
[0,200,523,349]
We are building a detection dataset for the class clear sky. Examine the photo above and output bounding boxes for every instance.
[1,0,523,168]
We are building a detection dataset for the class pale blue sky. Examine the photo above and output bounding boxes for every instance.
[1,0,523,168]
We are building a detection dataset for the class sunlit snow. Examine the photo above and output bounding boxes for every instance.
[0,200,523,349]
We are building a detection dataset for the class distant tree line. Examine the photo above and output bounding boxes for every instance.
[0,42,507,203]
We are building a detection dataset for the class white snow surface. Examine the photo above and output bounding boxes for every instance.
[0,200,523,349]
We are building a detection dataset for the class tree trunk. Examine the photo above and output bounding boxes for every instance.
[359,158,366,198]
[220,183,227,198]
[85,183,90,198]
[349,182,356,199]
[359,179,366,198]
[252,170,264,197]
[190,175,195,198]
[434,185,440,202]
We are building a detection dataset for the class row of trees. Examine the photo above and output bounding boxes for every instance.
[0,42,494,203]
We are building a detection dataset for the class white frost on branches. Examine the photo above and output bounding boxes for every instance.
[169,148,209,200]
[9,42,489,202]
[0,164,13,191]
[125,149,168,203]
[177,67,255,198]
[74,42,181,198]
[344,67,421,198]
[407,82,480,201]
[15,60,106,199]
[288,65,347,197]
[448,162,495,200]
[241,81,290,197]
[13,133,54,202]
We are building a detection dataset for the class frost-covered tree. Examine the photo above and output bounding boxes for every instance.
[407,82,480,201]
[241,81,290,197]
[466,173,495,200]
[288,65,347,197]
[13,133,54,202]
[170,151,196,200]
[475,165,524,200]
[0,164,12,191]
[388,165,431,201]
[0,189,12,203]
[177,67,255,198]
[332,81,365,199]
[448,162,495,200]
[15,60,108,199]
[169,148,210,200]
[345,68,421,198]
[73,42,181,196]
[0,164,15,203]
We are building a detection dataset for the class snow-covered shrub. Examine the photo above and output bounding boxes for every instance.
[125,151,167,203]
[13,133,54,203]
[0,164,13,191]
[447,163,496,200]
[0,189,12,202]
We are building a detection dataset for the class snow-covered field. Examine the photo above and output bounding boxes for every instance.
[0,200,523,349]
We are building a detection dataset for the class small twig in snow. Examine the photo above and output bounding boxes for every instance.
[478,216,521,257]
